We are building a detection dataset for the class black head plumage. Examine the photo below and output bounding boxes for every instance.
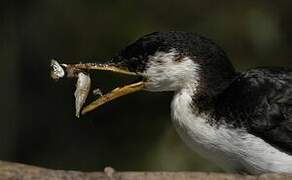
[110,31,237,98]
[110,31,233,73]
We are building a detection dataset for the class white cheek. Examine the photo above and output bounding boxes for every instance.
[143,51,200,92]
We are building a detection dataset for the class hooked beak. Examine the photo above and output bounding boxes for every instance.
[75,62,145,115]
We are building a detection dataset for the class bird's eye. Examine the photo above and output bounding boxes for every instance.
[174,54,184,63]
[155,59,163,64]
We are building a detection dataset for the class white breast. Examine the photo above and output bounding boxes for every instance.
[171,88,292,174]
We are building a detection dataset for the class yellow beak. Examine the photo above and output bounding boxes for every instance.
[82,81,144,114]
[69,63,145,115]
[65,63,137,76]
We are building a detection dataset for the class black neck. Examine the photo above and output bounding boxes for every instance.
[192,57,237,113]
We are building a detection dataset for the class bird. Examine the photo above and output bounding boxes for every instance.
[79,31,292,174]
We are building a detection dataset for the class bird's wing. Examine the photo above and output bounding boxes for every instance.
[215,67,292,154]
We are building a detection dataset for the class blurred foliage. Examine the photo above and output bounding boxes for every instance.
[0,0,291,172]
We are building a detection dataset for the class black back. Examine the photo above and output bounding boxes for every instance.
[215,67,292,154]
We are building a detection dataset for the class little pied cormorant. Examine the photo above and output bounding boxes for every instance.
[80,31,292,174]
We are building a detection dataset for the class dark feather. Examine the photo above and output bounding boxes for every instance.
[214,67,292,154]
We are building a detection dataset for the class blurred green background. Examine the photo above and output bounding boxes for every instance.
[1,0,292,172]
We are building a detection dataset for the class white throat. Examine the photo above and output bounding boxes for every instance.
[171,87,292,174]
[143,49,200,92]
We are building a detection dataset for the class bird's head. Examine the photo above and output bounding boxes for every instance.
[82,31,236,114]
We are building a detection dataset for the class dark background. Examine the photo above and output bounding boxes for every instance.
[1,0,292,172]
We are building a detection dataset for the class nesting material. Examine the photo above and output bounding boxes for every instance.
[50,60,65,80]
[75,72,91,118]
